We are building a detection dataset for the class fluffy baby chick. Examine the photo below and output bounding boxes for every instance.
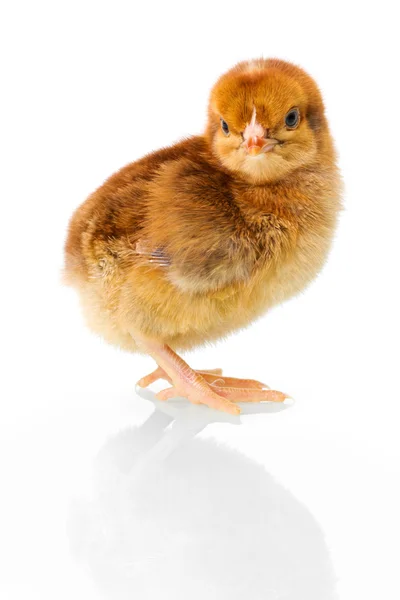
[64,58,341,415]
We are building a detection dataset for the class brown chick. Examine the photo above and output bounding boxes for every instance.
[64,58,341,416]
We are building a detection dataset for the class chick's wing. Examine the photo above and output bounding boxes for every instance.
[137,159,258,293]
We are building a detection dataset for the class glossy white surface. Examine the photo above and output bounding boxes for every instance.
[1,1,399,598]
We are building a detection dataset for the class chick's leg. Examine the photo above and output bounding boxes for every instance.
[138,366,223,388]
[134,337,240,416]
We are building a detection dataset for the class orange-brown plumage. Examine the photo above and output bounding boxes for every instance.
[64,58,341,414]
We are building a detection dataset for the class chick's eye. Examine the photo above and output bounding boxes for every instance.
[285,108,300,129]
[220,119,230,135]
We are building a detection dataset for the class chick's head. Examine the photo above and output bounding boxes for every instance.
[207,58,329,183]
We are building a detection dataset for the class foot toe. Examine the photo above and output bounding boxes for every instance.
[156,387,179,401]
[137,366,172,387]
[203,374,269,389]
[197,368,223,376]
[213,386,288,403]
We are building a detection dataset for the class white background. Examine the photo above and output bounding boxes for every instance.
[1,1,399,599]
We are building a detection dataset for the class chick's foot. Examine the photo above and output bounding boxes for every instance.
[139,366,269,391]
[134,338,289,414]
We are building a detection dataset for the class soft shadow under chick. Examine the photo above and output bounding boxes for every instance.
[64,58,341,415]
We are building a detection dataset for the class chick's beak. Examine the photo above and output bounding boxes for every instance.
[242,108,279,156]
[244,136,276,156]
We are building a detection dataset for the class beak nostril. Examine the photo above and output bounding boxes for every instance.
[243,113,266,142]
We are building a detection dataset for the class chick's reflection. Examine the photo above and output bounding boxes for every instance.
[68,414,336,600]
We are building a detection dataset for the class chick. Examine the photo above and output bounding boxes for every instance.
[64,58,341,415]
